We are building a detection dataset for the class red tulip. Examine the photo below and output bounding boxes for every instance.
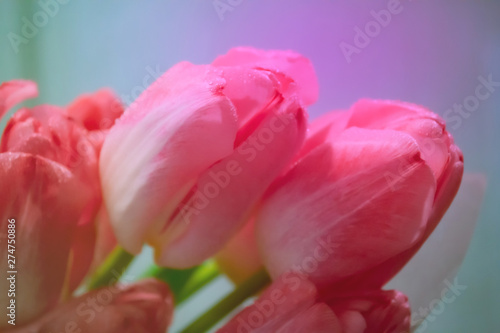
[238,99,463,297]
[66,88,125,154]
[8,279,173,333]
[0,80,134,329]
[218,273,410,333]
[0,151,89,326]
[100,47,316,268]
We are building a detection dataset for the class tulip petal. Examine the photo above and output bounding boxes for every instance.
[347,99,443,129]
[213,47,319,106]
[216,67,281,127]
[100,62,238,254]
[1,105,100,177]
[66,89,124,132]
[426,144,464,236]
[348,99,450,179]
[0,153,84,328]
[87,206,118,274]
[385,174,486,328]
[297,111,350,162]
[66,89,124,155]
[12,279,173,333]
[257,128,436,292]
[345,144,465,291]
[152,97,306,267]
[0,80,38,120]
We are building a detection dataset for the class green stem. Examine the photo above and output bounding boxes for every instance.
[176,261,220,305]
[180,268,271,333]
[87,246,135,290]
[142,260,220,305]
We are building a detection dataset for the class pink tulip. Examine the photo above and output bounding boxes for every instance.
[0,80,132,329]
[218,274,410,333]
[254,99,464,295]
[100,47,316,268]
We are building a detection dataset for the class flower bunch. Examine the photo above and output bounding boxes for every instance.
[0,48,484,333]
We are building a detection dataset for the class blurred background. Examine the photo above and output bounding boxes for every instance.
[1,1,498,332]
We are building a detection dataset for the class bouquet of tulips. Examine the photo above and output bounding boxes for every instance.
[0,48,485,333]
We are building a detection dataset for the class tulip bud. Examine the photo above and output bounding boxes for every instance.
[256,99,464,295]
[100,48,315,267]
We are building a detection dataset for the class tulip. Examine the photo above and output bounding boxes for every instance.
[254,99,464,294]
[0,80,158,331]
[218,273,410,333]
[0,151,88,326]
[100,47,316,268]
[1,80,124,291]
[8,279,173,333]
